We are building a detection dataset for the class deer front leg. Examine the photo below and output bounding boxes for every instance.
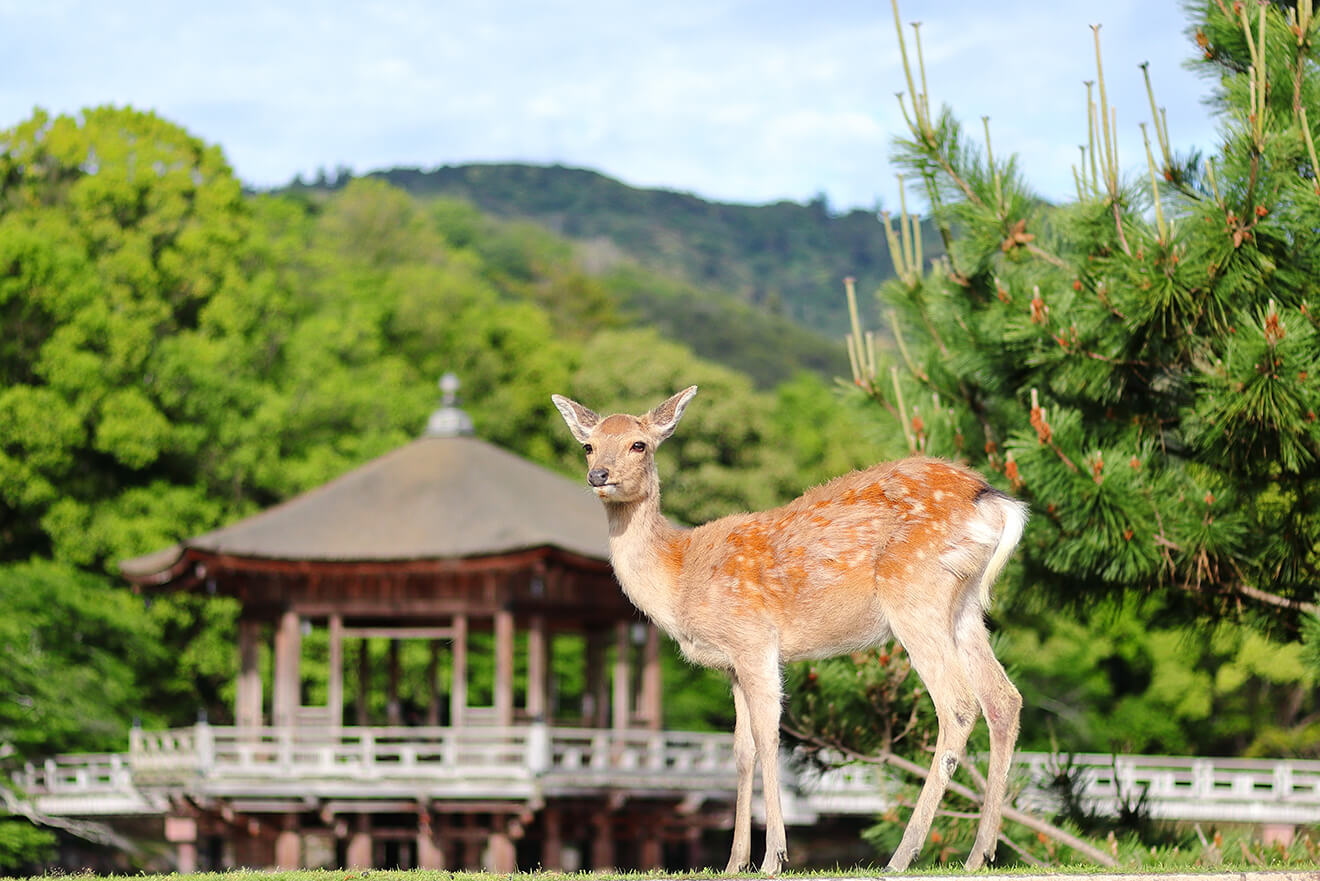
[725,675,756,873]
[737,649,788,875]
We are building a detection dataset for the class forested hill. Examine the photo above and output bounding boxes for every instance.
[363,163,944,339]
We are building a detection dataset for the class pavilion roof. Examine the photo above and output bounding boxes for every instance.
[120,433,610,583]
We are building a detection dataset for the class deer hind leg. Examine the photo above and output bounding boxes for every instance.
[733,647,788,875]
[885,620,980,872]
[725,676,757,873]
[955,604,1022,871]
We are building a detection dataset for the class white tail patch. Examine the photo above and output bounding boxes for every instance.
[974,491,1029,610]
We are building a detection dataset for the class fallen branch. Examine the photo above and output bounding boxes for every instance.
[783,723,1118,868]
[0,784,139,853]
[875,748,1119,868]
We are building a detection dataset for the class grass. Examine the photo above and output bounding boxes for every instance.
[3,861,1319,881]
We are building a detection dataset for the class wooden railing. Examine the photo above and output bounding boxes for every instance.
[15,726,1320,826]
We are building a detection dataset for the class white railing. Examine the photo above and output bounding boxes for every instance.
[13,753,134,793]
[11,753,164,815]
[128,723,736,790]
[1015,752,1320,825]
[17,728,1320,826]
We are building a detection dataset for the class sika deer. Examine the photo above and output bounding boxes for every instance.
[552,386,1027,874]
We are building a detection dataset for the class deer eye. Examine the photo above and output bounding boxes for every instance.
[582,443,593,454]
[631,441,647,452]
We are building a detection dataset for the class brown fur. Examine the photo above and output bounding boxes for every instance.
[552,386,1027,874]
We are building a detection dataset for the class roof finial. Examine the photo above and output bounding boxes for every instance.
[425,372,475,437]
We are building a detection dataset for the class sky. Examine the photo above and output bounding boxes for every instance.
[1,1,1222,213]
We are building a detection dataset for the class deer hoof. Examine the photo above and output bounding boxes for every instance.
[759,848,786,875]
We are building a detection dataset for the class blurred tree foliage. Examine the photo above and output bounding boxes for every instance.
[0,107,881,771]
[309,162,900,382]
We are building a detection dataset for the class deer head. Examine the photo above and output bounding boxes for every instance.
[552,386,697,503]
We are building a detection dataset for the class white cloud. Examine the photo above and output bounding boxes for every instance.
[0,0,1222,210]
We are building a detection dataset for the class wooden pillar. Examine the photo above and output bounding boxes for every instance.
[488,826,516,873]
[346,815,372,868]
[327,614,344,729]
[590,810,615,870]
[585,629,608,727]
[495,608,515,727]
[685,824,703,872]
[165,816,197,873]
[275,814,301,868]
[273,610,300,728]
[612,621,631,731]
[386,639,402,726]
[236,618,263,728]
[541,805,563,870]
[527,615,548,721]
[640,623,662,730]
[426,640,441,726]
[639,829,663,870]
[355,637,370,725]
[417,810,445,869]
[451,614,468,727]
[460,813,482,869]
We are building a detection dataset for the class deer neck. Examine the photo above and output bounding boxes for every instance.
[602,490,687,635]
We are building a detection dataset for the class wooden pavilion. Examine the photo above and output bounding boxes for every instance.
[118,377,731,872]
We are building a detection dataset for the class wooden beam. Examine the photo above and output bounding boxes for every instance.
[341,626,455,640]
[179,547,610,579]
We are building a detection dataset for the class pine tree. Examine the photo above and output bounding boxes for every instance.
[847,0,1320,631]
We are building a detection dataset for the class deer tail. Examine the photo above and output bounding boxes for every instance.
[974,488,1029,610]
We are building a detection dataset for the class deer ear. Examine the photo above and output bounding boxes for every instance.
[551,394,600,445]
[644,386,698,441]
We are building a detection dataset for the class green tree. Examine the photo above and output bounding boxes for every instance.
[788,0,1320,867]
[848,1,1320,629]
[0,560,165,755]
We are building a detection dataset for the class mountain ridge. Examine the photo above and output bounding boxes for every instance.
[364,162,942,339]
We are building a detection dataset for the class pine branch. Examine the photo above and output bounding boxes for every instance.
[1230,582,1320,617]
[1173,575,1320,618]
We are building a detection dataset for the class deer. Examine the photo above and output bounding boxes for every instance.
[551,385,1028,874]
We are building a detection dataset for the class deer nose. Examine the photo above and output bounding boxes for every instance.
[587,468,610,487]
